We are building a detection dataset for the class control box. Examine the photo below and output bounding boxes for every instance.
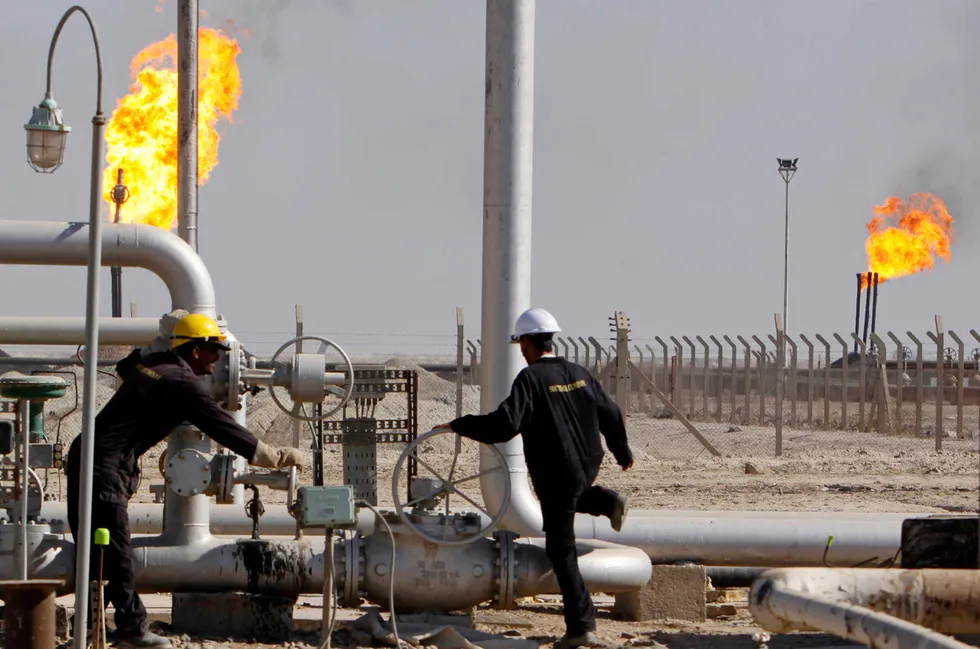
[294,485,356,528]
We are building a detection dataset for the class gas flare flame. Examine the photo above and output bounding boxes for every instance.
[861,192,954,289]
[102,28,242,230]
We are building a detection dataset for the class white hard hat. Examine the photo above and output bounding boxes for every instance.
[511,308,562,342]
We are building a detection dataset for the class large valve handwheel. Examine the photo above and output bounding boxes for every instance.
[269,335,355,422]
[391,429,512,546]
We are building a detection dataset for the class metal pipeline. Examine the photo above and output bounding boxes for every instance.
[0,316,159,346]
[14,524,650,612]
[0,220,216,318]
[750,567,980,648]
[37,502,921,559]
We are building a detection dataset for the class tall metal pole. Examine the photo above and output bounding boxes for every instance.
[480,0,535,413]
[39,6,106,648]
[777,159,798,335]
[177,0,198,250]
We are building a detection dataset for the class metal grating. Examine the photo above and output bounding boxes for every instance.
[341,418,378,506]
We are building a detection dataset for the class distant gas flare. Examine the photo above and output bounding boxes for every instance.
[860,192,954,289]
[102,27,242,230]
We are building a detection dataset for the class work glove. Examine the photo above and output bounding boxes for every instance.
[140,308,191,356]
[252,440,307,473]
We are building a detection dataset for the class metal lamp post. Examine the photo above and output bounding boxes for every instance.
[25,6,106,648]
[777,157,798,335]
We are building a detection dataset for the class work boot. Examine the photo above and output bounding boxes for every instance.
[555,631,599,649]
[111,629,172,648]
[611,493,629,532]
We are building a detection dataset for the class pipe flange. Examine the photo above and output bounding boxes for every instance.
[493,530,517,609]
[214,454,238,504]
[341,531,365,607]
[166,449,212,497]
[227,339,243,411]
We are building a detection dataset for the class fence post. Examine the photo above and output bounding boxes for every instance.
[906,331,924,437]
[292,302,304,448]
[130,302,138,317]
[655,337,669,400]
[832,333,849,430]
[722,336,737,422]
[645,344,658,410]
[930,316,945,451]
[558,337,570,360]
[786,336,798,425]
[634,345,645,412]
[466,340,478,386]
[850,334,868,432]
[970,330,980,440]
[799,334,815,428]
[948,330,965,440]
[696,336,710,418]
[737,336,752,420]
[709,335,724,421]
[569,337,580,365]
[774,314,784,456]
[588,336,604,376]
[610,311,631,412]
[815,335,832,429]
[579,337,591,373]
[670,336,686,417]
[869,332,891,435]
[887,332,906,433]
[751,335,767,423]
[455,307,464,419]
[683,336,697,418]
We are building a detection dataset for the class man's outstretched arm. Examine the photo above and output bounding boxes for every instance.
[435,371,534,444]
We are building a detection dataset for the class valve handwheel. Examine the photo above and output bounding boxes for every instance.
[268,335,355,422]
[391,429,512,546]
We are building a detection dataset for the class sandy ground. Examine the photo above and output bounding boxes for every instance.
[4,359,978,648]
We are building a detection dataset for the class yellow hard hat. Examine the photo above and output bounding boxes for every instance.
[170,313,229,350]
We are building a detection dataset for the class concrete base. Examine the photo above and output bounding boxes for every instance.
[171,592,297,642]
[613,564,707,622]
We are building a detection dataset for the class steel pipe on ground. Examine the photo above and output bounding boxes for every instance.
[751,568,980,636]
[0,220,216,318]
[22,532,650,611]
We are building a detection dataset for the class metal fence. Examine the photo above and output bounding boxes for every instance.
[451,316,980,459]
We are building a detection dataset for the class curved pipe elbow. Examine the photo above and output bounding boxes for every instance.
[0,220,215,317]
[513,538,651,597]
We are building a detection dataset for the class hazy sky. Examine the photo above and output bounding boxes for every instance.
[1,1,978,358]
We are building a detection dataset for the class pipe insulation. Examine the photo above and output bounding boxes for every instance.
[751,568,980,636]
[0,220,216,317]
[0,316,160,346]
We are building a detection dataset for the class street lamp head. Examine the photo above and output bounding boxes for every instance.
[24,94,71,173]
[777,157,798,183]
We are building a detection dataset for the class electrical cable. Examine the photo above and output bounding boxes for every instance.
[318,529,340,649]
[355,501,400,647]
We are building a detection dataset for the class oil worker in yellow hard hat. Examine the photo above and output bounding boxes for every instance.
[66,312,305,648]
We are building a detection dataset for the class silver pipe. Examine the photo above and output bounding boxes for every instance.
[24,531,650,608]
[0,356,118,367]
[39,502,381,537]
[0,316,159,346]
[161,426,213,546]
[0,220,216,317]
[177,0,199,251]
[479,0,537,529]
[38,501,920,541]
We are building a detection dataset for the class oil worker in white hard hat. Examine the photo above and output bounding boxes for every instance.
[435,307,634,649]
[66,312,306,648]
